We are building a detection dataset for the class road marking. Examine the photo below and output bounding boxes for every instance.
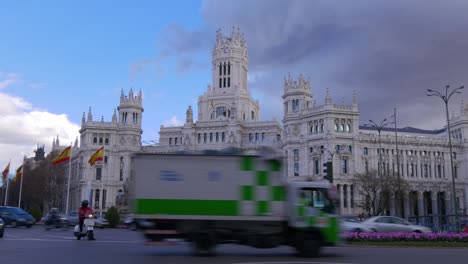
[231,262,358,264]
[4,237,146,243]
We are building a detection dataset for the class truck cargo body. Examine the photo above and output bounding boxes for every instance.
[131,153,339,256]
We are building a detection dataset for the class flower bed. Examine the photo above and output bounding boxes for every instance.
[344,232,468,243]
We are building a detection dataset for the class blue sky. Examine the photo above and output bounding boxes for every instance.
[2,0,468,173]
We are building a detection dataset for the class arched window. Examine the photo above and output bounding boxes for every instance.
[315,125,319,133]
[320,124,324,132]
[341,124,345,131]
[335,124,339,131]
[251,111,255,120]
[249,133,253,142]
[94,189,100,209]
[102,189,107,210]
[346,124,351,132]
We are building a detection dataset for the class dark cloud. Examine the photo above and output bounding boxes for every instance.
[162,0,468,129]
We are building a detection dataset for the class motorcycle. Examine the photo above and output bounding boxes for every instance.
[44,212,68,231]
[74,214,95,240]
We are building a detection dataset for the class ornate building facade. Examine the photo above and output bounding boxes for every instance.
[61,28,467,220]
[61,89,143,213]
[281,76,468,218]
[155,28,282,154]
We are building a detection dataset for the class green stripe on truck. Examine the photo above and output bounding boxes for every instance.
[135,199,238,216]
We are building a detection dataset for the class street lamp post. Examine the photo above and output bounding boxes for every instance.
[427,85,464,233]
[368,118,392,215]
[392,108,404,218]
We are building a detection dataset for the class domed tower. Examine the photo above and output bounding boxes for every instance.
[198,28,259,123]
[117,88,144,128]
[117,89,144,150]
[212,27,248,93]
[282,73,313,118]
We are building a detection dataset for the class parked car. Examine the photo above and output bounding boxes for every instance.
[462,224,468,233]
[123,215,154,231]
[67,211,79,226]
[340,215,372,233]
[0,218,5,238]
[362,216,431,233]
[0,206,35,228]
[94,216,109,229]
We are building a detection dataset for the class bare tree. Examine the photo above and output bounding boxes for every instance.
[352,169,409,216]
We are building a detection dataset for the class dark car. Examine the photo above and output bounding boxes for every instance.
[0,206,35,228]
[0,218,5,238]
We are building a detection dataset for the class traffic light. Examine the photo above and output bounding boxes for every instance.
[323,161,333,183]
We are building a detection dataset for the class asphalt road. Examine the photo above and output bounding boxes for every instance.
[1,226,467,264]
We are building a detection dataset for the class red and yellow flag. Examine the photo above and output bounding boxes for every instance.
[52,146,72,165]
[88,146,104,166]
[13,165,23,183]
[2,162,10,181]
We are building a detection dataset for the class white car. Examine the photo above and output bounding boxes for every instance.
[362,216,432,233]
[340,215,372,233]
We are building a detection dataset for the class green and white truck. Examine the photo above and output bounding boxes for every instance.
[131,152,340,257]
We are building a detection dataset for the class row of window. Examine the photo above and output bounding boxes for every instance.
[121,112,138,124]
[92,133,110,145]
[219,62,231,76]
[218,62,231,88]
[249,132,266,142]
[284,99,311,114]
[337,184,355,209]
[199,132,225,144]
[364,161,458,179]
[363,147,457,160]
[293,148,349,176]
[94,156,125,181]
[334,121,352,132]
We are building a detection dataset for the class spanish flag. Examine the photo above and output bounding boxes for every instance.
[52,146,72,165]
[88,146,104,166]
[13,165,23,183]
[2,162,10,181]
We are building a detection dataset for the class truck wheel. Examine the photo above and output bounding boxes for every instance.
[193,232,216,256]
[298,238,320,258]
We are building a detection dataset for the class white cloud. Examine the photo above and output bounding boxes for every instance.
[162,115,183,127]
[0,72,22,89]
[0,92,80,175]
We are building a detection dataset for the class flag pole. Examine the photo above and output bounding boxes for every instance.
[3,160,10,206]
[100,147,105,219]
[4,179,8,206]
[65,145,73,215]
[18,160,25,208]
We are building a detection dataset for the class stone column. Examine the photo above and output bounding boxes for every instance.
[403,192,410,219]
[431,192,438,231]
[390,195,396,216]
[339,184,344,215]
[445,193,453,231]
[417,191,424,222]
[346,184,352,214]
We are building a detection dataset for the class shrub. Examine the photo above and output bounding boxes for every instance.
[28,204,42,222]
[105,206,120,228]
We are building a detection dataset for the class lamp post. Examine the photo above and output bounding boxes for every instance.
[427,85,464,233]
[392,108,404,218]
[368,118,392,215]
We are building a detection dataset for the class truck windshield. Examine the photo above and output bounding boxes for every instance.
[299,187,336,214]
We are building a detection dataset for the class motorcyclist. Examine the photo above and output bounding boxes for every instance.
[46,207,60,226]
[78,200,94,233]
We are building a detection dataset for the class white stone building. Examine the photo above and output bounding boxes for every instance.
[62,28,467,223]
[281,76,468,219]
[63,89,143,213]
[156,28,282,154]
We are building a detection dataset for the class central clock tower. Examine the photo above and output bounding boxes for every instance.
[212,27,248,93]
